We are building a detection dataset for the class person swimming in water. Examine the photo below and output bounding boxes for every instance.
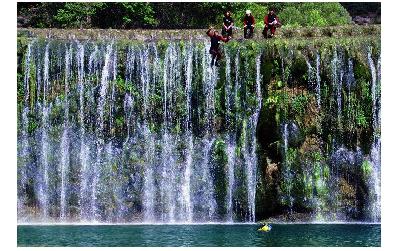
[258,223,272,232]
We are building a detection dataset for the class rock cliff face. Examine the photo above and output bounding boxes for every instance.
[17,25,380,40]
[17,28,380,223]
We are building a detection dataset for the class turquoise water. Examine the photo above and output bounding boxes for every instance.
[17,223,380,247]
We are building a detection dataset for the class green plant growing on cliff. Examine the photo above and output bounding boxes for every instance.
[356,109,368,128]
[286,148,298,166]
[291,94,308,118]
[361,159,373,178]
[27,115,39,134]
[211,138,228,216]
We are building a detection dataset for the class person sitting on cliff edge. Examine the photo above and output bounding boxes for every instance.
[243,10,255,39]
[206,27,231,67]
[222,11,234,38]
[263,9,281,38]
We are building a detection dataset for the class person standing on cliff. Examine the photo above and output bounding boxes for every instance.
[263,9,280,38]
[243,10,255,39]
[206,28,230,67]
[222,11,234,38]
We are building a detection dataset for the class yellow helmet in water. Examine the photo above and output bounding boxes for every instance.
[258,224,272,232]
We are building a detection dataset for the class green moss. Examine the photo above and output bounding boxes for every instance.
[211,138,228,216]
[361,160,373,177]
[354,60,371,81]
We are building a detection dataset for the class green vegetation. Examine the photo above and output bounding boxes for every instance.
[54,2,105,28]
[279,2,351,28]
[18,2,353,29]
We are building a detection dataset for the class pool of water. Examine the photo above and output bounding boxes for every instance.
[17,223,380,247]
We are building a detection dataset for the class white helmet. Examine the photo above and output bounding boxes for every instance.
[246,10,251,15]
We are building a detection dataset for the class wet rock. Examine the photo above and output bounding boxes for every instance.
[265,162,278,183]
[257,104,282,162]
[261,212,316,223]
[331,147,355,167]
[338,178,359,219]
[255,159,280,220]
[286,121,302,147]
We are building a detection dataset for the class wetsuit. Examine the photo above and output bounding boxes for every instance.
[243,15,255,38]
[222,15,234,37]
[263,13,279,38]
[206,30,230,66]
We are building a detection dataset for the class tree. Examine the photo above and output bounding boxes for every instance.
[55,3,105,28]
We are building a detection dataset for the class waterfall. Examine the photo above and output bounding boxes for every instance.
[224,47,232,126]
[234,49,240,125]
[182,42,194,222]
[139,45,150,115]
[109,49,117,136]
[369,138,381,222]
[368,49,380,133]
[17,38,380,224]
[224,48,236,222]
[77,42,89,220]
[60,45,72,220]
[282,123,294,211]
[316,53,321,109]
[226,143,236,221]
[346,58,355,125]
[18,41,32,217]
[244,54,262,222]
[332,49,343,126]
[38,43,50,218]
[140,43,157,222]
[142,124,155,222]
[203,41,218,135]
[367,49,381,222]
[306,53,321,109]
[92,42,114,221]
[199,138,217,221]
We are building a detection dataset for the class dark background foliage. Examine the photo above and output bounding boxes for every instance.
[17,2,381,29]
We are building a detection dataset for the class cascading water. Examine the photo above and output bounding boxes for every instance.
[18,41,32,218]
[17,37,380,224]
[367,48,381,222]
[182,42,194,222]
[92,42,114,221]
[60,45,72,220]
[281,122,294,212]
[332,48,344,127]
[142,124,156,222]
[316,53,321,109]
[38,43,50,218]
[306,52,321,109]
[243,54,262,222]
[224,48,236,221]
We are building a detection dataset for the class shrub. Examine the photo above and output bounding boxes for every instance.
[279,2,351,27]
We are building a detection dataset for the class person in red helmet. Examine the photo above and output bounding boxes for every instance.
[243,10,255,39]
[206,28,230,67]
[263,9,280,38]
